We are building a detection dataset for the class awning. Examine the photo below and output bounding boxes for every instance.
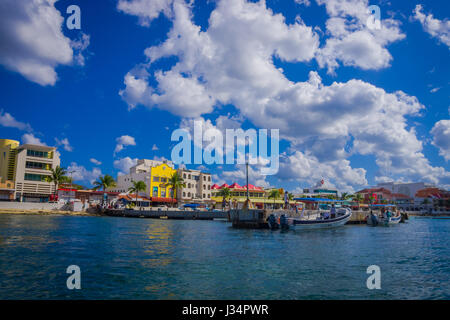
[151,197,177,203]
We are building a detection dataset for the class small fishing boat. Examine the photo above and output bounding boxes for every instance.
[286,198,353,230]
[366,204,401,226]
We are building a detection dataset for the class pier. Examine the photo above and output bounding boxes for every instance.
[104,208,229,220]
[229,209,384,228]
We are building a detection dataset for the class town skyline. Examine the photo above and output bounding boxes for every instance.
[0,0,449,194]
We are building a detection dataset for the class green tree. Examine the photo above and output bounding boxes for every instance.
[165,172,186,207]
[46,166,67,198]
[341,192,349,200]
[268,189,280,210]
[353,193,363,203]
[217,187,231,208]
[93,175,117,191]
[128,180,147,208]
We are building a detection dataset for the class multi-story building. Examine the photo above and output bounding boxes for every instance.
[300,179,338,198]
[130,159,174,174]
[178,169,212,204]
[0,139,61,202]
[0,139,19,201]
[109,159,178,206]
[376,182,434,198]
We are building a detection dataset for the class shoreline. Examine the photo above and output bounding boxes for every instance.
[0,209,100,216]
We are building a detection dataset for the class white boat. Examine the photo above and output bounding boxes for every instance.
[366,204,402,226]
[284,198,353,230]
[287,208,352,230]
[367,212,401,226]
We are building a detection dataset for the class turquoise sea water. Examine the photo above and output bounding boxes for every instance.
[0,214,448,299]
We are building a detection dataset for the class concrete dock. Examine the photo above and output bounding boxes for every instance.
[104,208,229,220]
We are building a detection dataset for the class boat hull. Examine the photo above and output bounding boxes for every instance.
[287,210,352,230]
[367,214,401,226]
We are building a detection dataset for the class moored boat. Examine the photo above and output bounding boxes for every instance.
[366,204,402,226]
[286,198,353,230]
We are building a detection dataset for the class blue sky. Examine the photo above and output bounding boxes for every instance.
[0,0,449,193]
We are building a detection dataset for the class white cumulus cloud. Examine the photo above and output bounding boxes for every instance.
[431,120,450,161]
[0,110,32,131]
[413,4,450,48]
[0,0,90,86]
[114,135,136,154]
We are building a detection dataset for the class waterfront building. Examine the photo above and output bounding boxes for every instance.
[376,181,435,198]
[0,139,60,202]
[211,183,299,209]
[411,188,450,213]
[355,187,411,204]
[0,177,15,201]
[109,159,178,206]
[178,169,212,205]
[0,139,20,181]
[299,179,338,198]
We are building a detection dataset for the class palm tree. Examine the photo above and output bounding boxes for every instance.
[288,193,294,201]
[128,180,147,208]
[341,192,350,200]
[46,166,67,198]
[353,193,363,203]
[217,187,231,209]
[268,189,280,210]
[165,172,186,207]
[93,175,117,191]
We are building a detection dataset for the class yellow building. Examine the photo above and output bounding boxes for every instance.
[149,163,177,199]
[0,139,20,181]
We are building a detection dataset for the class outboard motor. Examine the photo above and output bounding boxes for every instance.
[280,214,289,230]
[370,213,378,226]
[267,214,279,230]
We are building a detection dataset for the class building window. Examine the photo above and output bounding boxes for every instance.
[194,176,199,181]
[203,185,206,190]
[203,176,206,181]
[27,149,50,158]
[161,177,167,183]
[161,188,166,197]
[24,173,47,182]
[203,194,206,198]
[153,176,160,182]
[188,174,191,179]
[208,176,211,181]
[26,161,51,170]
[188,183,191,188]
[208,194,210,198]
[183,174,186,178]
[152,187,158,197]
[208,185,211,190]
[183,192,186,197]
[188,192,191,197]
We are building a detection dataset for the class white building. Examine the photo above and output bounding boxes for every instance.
[178,169,212,204]
[376,182,435,198]
[130,159,174,174]
[109,159,173,194]
[14,144,61,202]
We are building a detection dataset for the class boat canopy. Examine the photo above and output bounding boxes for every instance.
[183,203,202,208]
[293,198,345,203]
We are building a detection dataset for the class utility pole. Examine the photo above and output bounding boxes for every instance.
[246,160,249,201]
